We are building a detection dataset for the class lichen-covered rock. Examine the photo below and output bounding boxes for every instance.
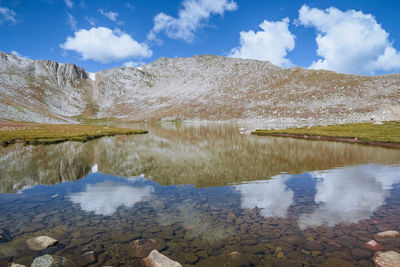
[26,236,58,251]
[374,251,400,267]
[143,250,182,267]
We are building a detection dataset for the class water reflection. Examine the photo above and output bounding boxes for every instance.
[299,164,400,229]
[1,122,400,193]
[235,177,293,218]
[69,177,154,215]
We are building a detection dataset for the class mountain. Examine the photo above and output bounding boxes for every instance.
[1,52,399,123]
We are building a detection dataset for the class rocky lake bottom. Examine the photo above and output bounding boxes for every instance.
[1,122,400,266]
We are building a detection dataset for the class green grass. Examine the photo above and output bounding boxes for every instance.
[0,123,148,146]
[252,121,400,144]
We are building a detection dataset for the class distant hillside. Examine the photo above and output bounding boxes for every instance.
[1,52,399,123]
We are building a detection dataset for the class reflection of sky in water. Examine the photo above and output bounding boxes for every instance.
[235,164,400,228]
[69,179,154,215]
[298,164,400,229]
[235,176,293,218]
[4,164,400,228]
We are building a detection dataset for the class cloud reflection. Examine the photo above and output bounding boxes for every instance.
[69,180,154,215]
[235,176,294,218]
[299,165,400,229]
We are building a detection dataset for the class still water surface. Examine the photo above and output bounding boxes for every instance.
[1,122,400,266]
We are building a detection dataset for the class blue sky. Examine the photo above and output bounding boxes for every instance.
[1,0,400,75]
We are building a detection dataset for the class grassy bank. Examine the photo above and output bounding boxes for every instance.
[252,121,400,148]
[0,122,148,146]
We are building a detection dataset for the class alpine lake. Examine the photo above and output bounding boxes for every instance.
[1,122,400,266]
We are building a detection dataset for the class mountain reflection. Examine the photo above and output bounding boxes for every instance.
[69,178,154,215]
[235,177,293,218]
[1,122,400,193]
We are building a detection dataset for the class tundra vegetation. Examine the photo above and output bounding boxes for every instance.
[0,122,147,146]
[252,121,400,148]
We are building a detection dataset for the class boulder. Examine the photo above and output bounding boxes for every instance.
[374,251,400,267]
[26,236,58,251]
[364,240,384,251]
[143,250,182,267]
[11,263,27,267]
[375,230,400,238]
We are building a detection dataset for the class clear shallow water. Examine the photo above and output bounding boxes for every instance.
[1,123,400,266]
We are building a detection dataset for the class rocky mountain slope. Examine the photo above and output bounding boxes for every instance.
[0,52,399,123]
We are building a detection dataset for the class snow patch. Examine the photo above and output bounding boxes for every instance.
[89,72,96,81]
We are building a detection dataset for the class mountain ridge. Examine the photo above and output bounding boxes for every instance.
[0,52,399,123]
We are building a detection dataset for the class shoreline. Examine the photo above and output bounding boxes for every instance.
[252,132,400,149]
[251,121,400,149]
[0,122,148,146]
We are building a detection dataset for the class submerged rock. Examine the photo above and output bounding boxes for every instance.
[81,251,96,265]
[31,254,76,267]
[26,236,58,251]
[375,230,400,238]
[32,255,54,267]
[130,239,164,258]
[143,250,182,267]
[364,240,384,251]
[374,251,400,267]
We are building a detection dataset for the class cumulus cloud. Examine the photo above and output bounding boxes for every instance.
[67,12,77,31]
[64,0,73,9]
[60,27,152,63]
[235,176,294,218]
[148,0,237,42]
[69,181,155,215]
[0,6,17,25]
[298,5,400,74]
[229,18,295,67]
[98,9,118,21]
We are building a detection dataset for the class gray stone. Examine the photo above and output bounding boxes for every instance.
[26,236,58,251]
[11,263,27,267]
[143,250,182,267]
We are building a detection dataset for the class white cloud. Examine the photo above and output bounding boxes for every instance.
[69,181,155,215]
[10,50,21,57]
[67,12,77,31]
[298,5,400,74]
[125,3,135,12]
[123,61,144,67]
[64,0,73,9]
[0,6,17,25]
[60,27,152,63]
[98,9,118,21]
[235,176,294,218]
[85,16,95,26]
[148,0,238,43]
[229,18,295,67]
